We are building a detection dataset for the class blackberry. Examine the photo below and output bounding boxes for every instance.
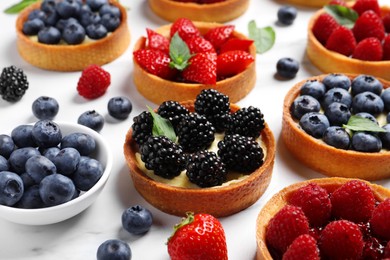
[194,89,231,132]
[186,151,227,188]
[226,106,265,138]
[176,113,215,152]
[157,101,190,128]
[0,66,29,102]
[140,136,186,179]
[218,134,264,173]
[132,111,153,146]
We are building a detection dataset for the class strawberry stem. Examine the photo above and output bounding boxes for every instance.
[167,212,195,242]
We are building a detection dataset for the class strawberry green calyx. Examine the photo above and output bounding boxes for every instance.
[169,33,192,71]
[168,212,195,242]
[324,5,358,29]
[147,106,177,142]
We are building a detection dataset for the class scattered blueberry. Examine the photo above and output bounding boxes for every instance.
[32,96,60,120]
[38,26,61,45]
[322,126,350,149]
[324,102,351,126]
[299,112,330,139]
[107,96,133,120]
[25,155,56,184]
[101,13,120,32]
[300,79,326,100]
[97,239,131,260]
[62,22,86,44]
[11,124,36,148]
[39,173,76,206]
[72,156,103,191]
[322,73,351,91]
[86,23,108,40]
[379,124,390,149]
[276,57,299,79]
[0,156,9,172]
[0,134,15,158]
[53,147,81,175]
[78,110,105,132]
[351,74,383,96]
[9,147,40,174]
[351,132,382,153]
[277,5,297,25]
[290,95,320,119]
[16,185,45,209]
[22,18,45,36]
[321,87,352,109]
[355,112,378,125]
[61,132,96,156]
[121,205,153,235]
[0,171,24,206]
[352,91,384,116]
[31,120,62,148]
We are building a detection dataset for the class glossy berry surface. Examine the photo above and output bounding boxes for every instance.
[9,147,40,174]
[121,205,153,235]
[62,22,86,44]
[0,171,24,206]
[31,120,62,148]
[77,110,105,132]
[290,95,320,120]
[322,126,350,149]
[277,5,297,25]
[52,147,81,176]
[324,102,351,126]
[38,26,61,44]
[321,87,352,109]
[32,96,59,120]
[0,134,15,158]
[299,112,330,139]
[300,80,326,100]
[352,91,384,116]
[77,65,111,99]
[11,124,36,148]
[61,132,96,156]
[107,96,133,120]
[96,239,131,260]
[39,173,76,206]
[72,157,103,191]
[351,74,383,96]
[351,132,382,152]
[276,57,299,79]
[322,73,351,91]
[25,155,56,184]
[0,65,29,102]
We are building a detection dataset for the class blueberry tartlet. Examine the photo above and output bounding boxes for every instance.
[123,89,275,217]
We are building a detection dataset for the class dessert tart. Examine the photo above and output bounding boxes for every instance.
[15,1,130,71]
[281,0,352,8]
[148,0,249,23]
[282,73,390,180]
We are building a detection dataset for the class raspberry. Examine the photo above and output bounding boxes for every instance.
[319,220,364,260]
[353,10,385,43]
[383,13,390,33]
[226,106,265,138]
[385,241,390,258]
[0,65,29,102]
[383,35,390,60]
[352,37,383,61]
[330,180,376,223]
[76,64,110,99]
[266,205,310,254]
[362,236,385,260]
[370,198,390,240]
[352,0,381,16]
[325,26,357,56]
[287,183,331,227]
[282,234,320,260]
[312,13,340,45]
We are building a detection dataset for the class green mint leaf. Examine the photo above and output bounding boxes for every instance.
[343,115,386,133]
[324,5,358,29]
[4,0,38,14]
[147,106,177,142]
[169,32,192,71]
[248,20,275,54]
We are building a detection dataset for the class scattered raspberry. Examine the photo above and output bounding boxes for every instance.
[319,220,364,260]
[204,25,235,50]
[352,0,381,16]
[330,180,376,223]
[287,183,331,227]
[185,36,215,54]
[353,10,385,42]
[383,13,390,33]
[326,26,357,56]
[370,198,390,240]
[133,49,177,80]
[266,205,310,254]
[76,64,110,99]
[146,28,170,54]
[282,234,320,260]
[383,35,390,60]
[170,18,200,41]
[312,13,340,45]
[352,37,383,61]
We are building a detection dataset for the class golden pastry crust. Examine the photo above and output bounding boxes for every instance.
[256,177,390,260]
[282,74,390,181]
[148,0,249,23]
[281,0,352,8]
[307,6,390,81]
[15,1,130,71]
[123,101,275,217]
[133,22,256,104]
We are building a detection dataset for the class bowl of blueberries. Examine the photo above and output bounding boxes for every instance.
[0,120,113,225]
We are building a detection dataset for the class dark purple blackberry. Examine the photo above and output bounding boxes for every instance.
[140,136,186,179]
[226,106,265,138]
[186,151,227,188]
[0,66,29,102]
[218,134,264,173]
[176,113,215,153]
[132,111,153,146]
[157,101,189,129]
[194,89,230,132]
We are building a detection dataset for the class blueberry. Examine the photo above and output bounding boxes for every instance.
[0,171,24,206]
[72,156,103,191]
[107,96,133,120]
[32,120,62,148]
[41,147,61,161]
[322,73,351,91]
[16,185,45,209]
[61,132,96,156]
[20,172,35,188]
[25,155,56,184]
[11,124,36,148]
[276,57,299,79]
[324,102,351,126]
[87,0,108,11]
[300,79,326,100]
[79,10,101,27]
[32,96,59,120]
[97,239,131,260]
[121,205,153,235]
[9,147,40,174]
[323,126,350,149]
[388,112,390,123]
[41,0,57,13]
[39,173,76,206]
[86,23,108,40]
[43,9,60,26]
[99,4,121,18]
[62,22,86,44]
[381,88,390,111]
[352,91,384,116]
[78,110,105,132]
[355,112,378,125]
[299,112,330,139]
[28,9,46,21]
[321,87,352,109]
[101,13,120,32]
[351,132,382,152]
[277,5,297,25]
[0,156,9,172]
[290,95,320,119]
[55,0,81,19]
[22,18,45,36]
[55,17,79,32]
[351,74,383,96]
[0,134,15,158]
[53,147,80,175]
[379,124,390,149]
[38,26,61,44]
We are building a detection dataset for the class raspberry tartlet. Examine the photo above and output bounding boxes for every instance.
[15,0,130,71]
[148,0,249,23]
[123,89,275,217]
[133,18,256,104]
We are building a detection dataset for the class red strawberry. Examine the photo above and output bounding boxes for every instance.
[133,49,177,80]
[282,235,320,260]
[383,13,390,33]
[182,52,217,84]
[385,241,390,258]
[185,36,215,54]
[319,220,364,260]
[328,0,348,6]
[146,28,170,54]
[330,180,376,223]
[266,205,310,254]
[76,64,110,99]
[353,10,385,42]
[383,35,390,60]
[287,183,331,227]
[217,50,254,77]
[219,38,254,53]
[326,26,357,56]
[352,0,381,16]
[362,236,384,260]
[352,37,383,61]
[170,18,200,41]
[167,213,228,260]
[312,13,340,45]
[369,198,390,240]
[204,25,235,50]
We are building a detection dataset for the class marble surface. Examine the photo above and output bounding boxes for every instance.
[0,0,389,259]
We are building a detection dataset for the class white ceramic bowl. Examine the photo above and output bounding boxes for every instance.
[0,122,113,225]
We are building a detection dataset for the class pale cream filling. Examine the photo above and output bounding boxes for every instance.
[29,33,111,45]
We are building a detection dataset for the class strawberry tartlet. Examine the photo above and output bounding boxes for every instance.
[282,0,352,8]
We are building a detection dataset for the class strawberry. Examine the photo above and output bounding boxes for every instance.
[326,26,357,56]
[217,50,254,77]
[170,18,200,41]
[328,0,348,6]
[266,205,310,254]
[385,241,390,258]
[352,0,381,16]
[76,64,110,99]
[219,38,254,53]
[369,198,390,240]
[319,220,364,260]
[330,180,376,223]
[353,10,385,42]
[167,212,228,260]
[383,13,390,33]
[362,236,384,259]
[182,52,217,84]
[146,28,170,54]
[282,234,320,260]
[133,49,177,80]
[204,25,235,50]
[383,35,390,60]
[312,13,340,45]
[185,36,215,54]
[352,37,383,61]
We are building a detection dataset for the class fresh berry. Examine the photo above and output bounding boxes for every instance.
[379,124,390,149]
[355,111,378,124]
[290,95,321,120]
[362,236,385,260]
[352,91,384,116]
[16,185,45,209]
[0,171,24,206]
[277,5,297,26]
[31,120,62,149]
[107,96,132,120]
[86,0,108,11]
[32,96,59,120]
[217,50,254,77]
[72,156,103,191]
[322,73,351,91]
[85,24,108,40]
[56,17,79,32]
[204,25,235,50]
[167,212,228,260]
[8,147,40,174]
[0,135,15,159]
[321,87,352,109]
[299,112,330,139]
[300,80,326,100]
[77,64,111,99]
[352,0,381,16]
[226,106,265,138]
[53,147,81,175]
[352,132,382,152]
[276,57,299,79]
[146,28,170,54]
[382,88,390,111]
[312,13,340,45]
[62,22,86,44]
[383,35,390,60]
[383,13,390,33]
[157,101,190,129]
[101,13,120,32]
[170,18,200,41]
[323,126,351,149]
[55,0,81,19]
[131,111,153,146]
[182,52,217,84]
[353,11,385,43]
[370,198,390,240]
[25,155,56,184]
[185,36,215,54]
[38,26,61,44]
[351,74,383,96]
[0,65,29,102]
[325,26,357,56]
[385,241,390,258]
[121,205,153,235]
[22,18,45,35]
[219,38,254,53]
[42,147,60,162]
[282,235,320,260]
[99,4,120,18]
[134,49,177,80]
[79,10,101,27]
[39,173,76,206]
[96,239,131,260]
[324,102,351,126]
[11,124,36,148]
[0,156,9,172]
[77,110,105,132]
[61,132,96,156]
